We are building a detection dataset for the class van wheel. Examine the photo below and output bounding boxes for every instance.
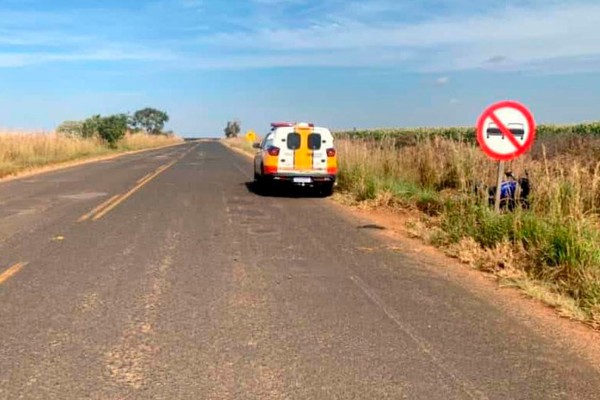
[254,168,272,195]
[253,173,267,193]
[319,183,334,197]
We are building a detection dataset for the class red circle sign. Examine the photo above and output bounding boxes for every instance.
[476,100,536,161]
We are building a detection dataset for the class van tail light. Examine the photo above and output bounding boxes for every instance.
[326,148,336,157]
[267,146,280,156]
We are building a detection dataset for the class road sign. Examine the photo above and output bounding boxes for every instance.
[476,101,536,161]
[245,130,257,143]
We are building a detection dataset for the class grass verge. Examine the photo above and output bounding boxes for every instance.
[223,137,256,155]
[0,132,183,179]
[336,136,600,328]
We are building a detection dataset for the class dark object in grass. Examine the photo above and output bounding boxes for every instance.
[474,171,530,211]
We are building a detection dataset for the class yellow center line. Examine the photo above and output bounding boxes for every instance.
[78,194,121,222]
[91,159,180,221]
[0,262,28,286]
[154,164,169,174]
[79,143,198,222]
[79,168,167,223]
[136,173,153,184]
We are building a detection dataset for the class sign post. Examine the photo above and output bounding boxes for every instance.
[494,161,505,212]
[476,101,536,211]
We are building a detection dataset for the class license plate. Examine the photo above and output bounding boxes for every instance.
[293,177,312,183]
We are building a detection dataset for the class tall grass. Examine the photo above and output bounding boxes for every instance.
[336,122,600,142]
[0,132,182,179]
[119,133,182,151]
[337,135,600,326]
[224,137,257,154]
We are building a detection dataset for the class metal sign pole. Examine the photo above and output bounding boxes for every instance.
[494,161,504,212]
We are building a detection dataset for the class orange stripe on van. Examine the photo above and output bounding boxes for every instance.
[294,126,313,171]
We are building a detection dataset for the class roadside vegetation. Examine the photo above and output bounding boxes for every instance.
[335,123,600,328]
[222,120,256,153]
[224,136,255,154]
[220,121,600,327]
[0,107,181,179]
[224,119,241,139]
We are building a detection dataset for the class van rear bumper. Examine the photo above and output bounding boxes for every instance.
[263,173,336,184]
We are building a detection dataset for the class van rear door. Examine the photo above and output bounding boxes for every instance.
[292,126,313,171]
[308,131,327,172]
[276,126,333,174]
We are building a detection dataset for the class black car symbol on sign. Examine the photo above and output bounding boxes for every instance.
[486,123,525,140]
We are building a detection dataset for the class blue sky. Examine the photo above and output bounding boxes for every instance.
[0,0,599,137]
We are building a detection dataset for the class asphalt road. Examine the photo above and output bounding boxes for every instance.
[1,141,599,399]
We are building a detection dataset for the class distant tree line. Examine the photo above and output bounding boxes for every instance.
[57,107,170,148]
[224,120,241,138]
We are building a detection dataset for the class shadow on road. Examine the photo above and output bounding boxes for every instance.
[244,181,329,199]
[357,224,387,230]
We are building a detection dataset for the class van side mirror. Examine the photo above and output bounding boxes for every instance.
[252,142,261,149]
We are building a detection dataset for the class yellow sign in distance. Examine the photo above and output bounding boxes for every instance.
[245,130,257,143]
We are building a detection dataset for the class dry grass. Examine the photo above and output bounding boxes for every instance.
[223,137,257,155]
[336,135,600,327]
[0,131,182,179]
[119,133,183,151]
[338,135,600,219]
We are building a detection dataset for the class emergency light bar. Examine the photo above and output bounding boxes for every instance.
[271,122,294,128]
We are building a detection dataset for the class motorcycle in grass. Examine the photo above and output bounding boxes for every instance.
[474,171,531,211]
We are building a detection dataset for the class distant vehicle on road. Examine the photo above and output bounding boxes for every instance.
[253,122,337,196]
[486,122,526,140]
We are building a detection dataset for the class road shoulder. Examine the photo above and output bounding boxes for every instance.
[327,201,600,370]
[222,139,600,371]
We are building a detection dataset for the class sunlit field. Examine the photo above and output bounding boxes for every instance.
[0,131,183,179]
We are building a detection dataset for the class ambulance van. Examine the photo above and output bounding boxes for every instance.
[253,122,337,196]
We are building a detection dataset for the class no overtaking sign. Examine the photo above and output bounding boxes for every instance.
[476,101,536,161]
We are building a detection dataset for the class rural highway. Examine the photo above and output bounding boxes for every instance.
[1,141,599,399]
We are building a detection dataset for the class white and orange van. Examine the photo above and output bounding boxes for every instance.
[253,122,337,195]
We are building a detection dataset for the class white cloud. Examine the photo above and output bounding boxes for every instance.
[0,6,176,67]
[191,1,600,72]
[179,49,413,69]
[180,0,203,10]
[436,76,449,86]
[251,0,306,4]
[1,0,599,73]
[0,47,174,68]
[0,30,91,46]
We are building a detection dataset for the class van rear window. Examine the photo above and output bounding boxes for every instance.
[287,133,301,150]
[308,133,322,150]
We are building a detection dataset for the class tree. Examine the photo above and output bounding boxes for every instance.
[81,115,102,138]
[131,108,169,135]
[97,114,128,148]
[56,120,84,137]
[224,120,241,138]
